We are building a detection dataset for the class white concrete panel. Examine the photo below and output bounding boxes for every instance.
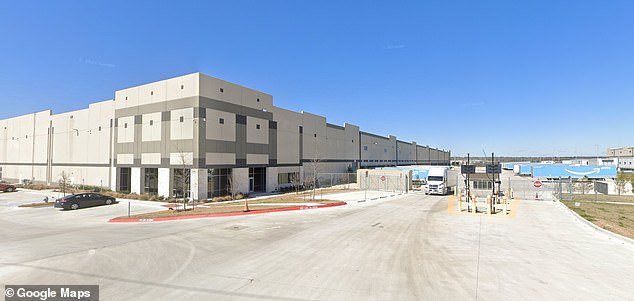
[141,153,161,165]
[246,116,268,144]
[190,168,208,201]
[199,73,272,110]
[158,168,170,197]
[170,108,193,140]
[232,168,249,194]
[142,112,162,142]
[266,167,278,192]
[117,116,135,143]
[166,74,199,101]
[131,167,141,194]
[170,152,193,166]
[110,167,117,191]
[205,108,236,141]
[205,153,235,165]
[272,107,301,164]
[117,154,134,165]
[247,154,268,165]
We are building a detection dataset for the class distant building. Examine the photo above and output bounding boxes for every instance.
[608,147,634,157]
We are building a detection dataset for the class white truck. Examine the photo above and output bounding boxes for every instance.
[425,167,458,195]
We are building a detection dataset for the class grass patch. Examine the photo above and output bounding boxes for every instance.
[562,200,634,240]
[18,202,55,208]
[571,194,634,203]
[111,198,343,220]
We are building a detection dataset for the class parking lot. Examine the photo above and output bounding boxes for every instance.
[1,189,634,300]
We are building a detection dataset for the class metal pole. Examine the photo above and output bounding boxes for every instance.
[491,152,495,213]
[128,201,131,217]
[467,153,470,209]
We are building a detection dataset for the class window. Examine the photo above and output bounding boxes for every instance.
[364,146,368,151]
[144,168,158,195]
[70,115,73,119]
[257,98,260,102]
[98,126,102,131]
[179,116,184,123]
[220,88,224,93]
[208,168,232,198]
[149,120,154,126]
[314,134,317,138]
[125,96,128,100]
[256,124,261,130]
[278,172,300,185]
[119,168,131,193]
[219,118,224,124]
[150,91,154,95]
[180,85,184,90]
[352,139,354,143]
[384,148,387,153]
[124,123,127,129]
[173,168,190,198]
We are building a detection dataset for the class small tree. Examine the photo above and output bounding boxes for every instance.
[59,171,71,196]
[615,172,628,195]
[289,172,301,194]
[578,176,592,194]
[173,149,192,211]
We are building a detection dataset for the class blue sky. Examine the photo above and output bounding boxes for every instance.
[1,0,633,157]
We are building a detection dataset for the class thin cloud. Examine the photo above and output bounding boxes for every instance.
[460,101,485,108]
[383,44,406,50]
[79,58,116,68]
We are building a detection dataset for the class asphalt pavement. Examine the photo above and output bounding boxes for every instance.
[0,189,633,300]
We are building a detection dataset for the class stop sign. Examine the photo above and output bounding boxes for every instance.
[533,180,543,189]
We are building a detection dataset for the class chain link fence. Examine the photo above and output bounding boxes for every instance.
[357,174,409,193]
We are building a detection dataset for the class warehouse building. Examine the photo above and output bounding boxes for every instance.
[0,73,450,199]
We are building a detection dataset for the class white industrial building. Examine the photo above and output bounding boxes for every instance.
[0,73,450,199]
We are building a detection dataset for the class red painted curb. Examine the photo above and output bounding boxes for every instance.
[108,201,347,223]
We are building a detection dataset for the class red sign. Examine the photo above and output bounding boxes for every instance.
[533,179,543,189]
[380,175,386,182]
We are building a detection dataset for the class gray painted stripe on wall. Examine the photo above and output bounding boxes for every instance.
[268,126,277,161]
[236,114,246,125]
[301,159,355,163]
[203,140,270,155]
[236,124,246,160]
[299,126,303,163]
[116,141,194,154]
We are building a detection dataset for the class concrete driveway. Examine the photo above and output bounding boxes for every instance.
[0,190,633,300]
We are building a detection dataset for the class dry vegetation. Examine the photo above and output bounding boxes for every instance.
[562,195,634,240]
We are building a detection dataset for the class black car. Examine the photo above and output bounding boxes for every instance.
[54,193,117,210]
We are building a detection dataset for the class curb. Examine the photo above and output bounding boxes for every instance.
[556,200,634,246]
[108,201,347,223]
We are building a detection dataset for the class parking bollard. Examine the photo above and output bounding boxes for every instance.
[486,195,491,215]
[458,192,462,212]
